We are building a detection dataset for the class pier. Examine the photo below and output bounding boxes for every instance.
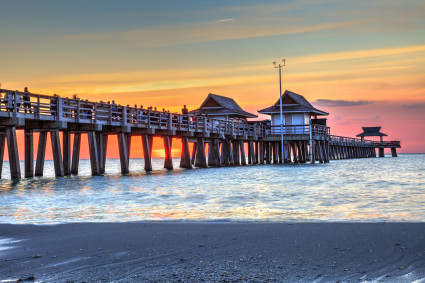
[0,88,395,179]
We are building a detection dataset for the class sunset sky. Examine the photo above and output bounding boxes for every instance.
[1,0,424,157]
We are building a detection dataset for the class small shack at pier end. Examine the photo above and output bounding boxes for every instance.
[189,93,257,121]
[356,127,387,142]
[356,126,400,157]
[258,90,328,134]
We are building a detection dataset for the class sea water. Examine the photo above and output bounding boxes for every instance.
[0,154,424,224]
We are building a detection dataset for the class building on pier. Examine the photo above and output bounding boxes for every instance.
[356,126,400,157]
[189,93,257,121]
[258,90,328,134]
[356,127,387,142]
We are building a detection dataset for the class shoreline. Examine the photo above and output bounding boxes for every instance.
[1,222,424,282]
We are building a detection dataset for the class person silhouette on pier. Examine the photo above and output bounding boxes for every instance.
[23,87,32,114]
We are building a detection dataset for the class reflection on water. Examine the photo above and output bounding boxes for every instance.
[0,154,424,224]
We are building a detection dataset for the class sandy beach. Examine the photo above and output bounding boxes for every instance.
[0,222,424,282]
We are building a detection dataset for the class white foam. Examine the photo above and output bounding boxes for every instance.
[0,237,22,251]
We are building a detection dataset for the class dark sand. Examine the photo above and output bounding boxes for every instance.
[1,222,424,282]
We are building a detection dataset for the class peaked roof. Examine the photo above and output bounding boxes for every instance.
[189,93,257,118]
[356,127,387,137]
[258,90,328,116]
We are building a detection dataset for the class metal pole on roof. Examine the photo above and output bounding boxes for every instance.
[273,59,285,162]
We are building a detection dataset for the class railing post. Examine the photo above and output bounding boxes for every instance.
[36,96,41,119]
[93,103,97,124]
[147,110,151,128]
[13,92,17,118]
[76,99,80,123]
[168,113,172,131]
[57,97,63,120]
[122,106,127,125]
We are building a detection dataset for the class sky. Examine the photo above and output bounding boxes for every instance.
[0,0,424,158]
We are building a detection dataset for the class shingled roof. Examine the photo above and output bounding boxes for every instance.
[356,127,387,137]
[189,93,257,118]
[258,90,328,116]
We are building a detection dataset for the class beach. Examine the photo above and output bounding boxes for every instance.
[1,222,424,282]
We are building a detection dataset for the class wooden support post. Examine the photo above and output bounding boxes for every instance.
[278,142,283,164]
[379,148,384,157]
[180,137,192,169]
[71,133,81,175]
[214,139,222,166]
[296,141,304,163]
[35,131,47,176]
[102,134,108,172]
[96,133,104,174]
[248,141,252,165]
[284,142,291,163]
[265,142,271,164]
[291,142,298,163]
[304,141,310,162]
[220,140,227,165]
[163,136,173,170]
[195,138,207,168]
[0,132,5,179]
[191,142,197,165]
[96,133,107,174]
[311,141,316,164]
[259,142,264,164]
[324,141,330,163]
[208,139,221,167]
[248,141,256,165]
[228,140,234,165]
[87,132,100,176]
[141,135,153,171]
[6,127,21,179]
[232,140,240,165]
[255,142,259,164]
[240,140,246,165]
[63,131,71,176]
[25,129,34,178]
[117,133,129,174]
[273,142,279,164]
[126,134,132,168]
[222,140,233,166]
[391,148,397,157]
[50,130,64,177]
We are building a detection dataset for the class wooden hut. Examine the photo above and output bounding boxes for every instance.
[258,90,328,134]
[189,93,257,121]
[356,127,387,142]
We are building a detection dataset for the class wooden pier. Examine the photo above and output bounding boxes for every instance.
[0,88,392,179]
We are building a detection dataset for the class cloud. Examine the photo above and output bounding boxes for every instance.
[58,0,425,48]
[335,115,380,125]
[402,103,425,109]
[61,19,358,48]
[313,99,374,107]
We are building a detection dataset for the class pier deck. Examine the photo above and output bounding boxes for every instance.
[0,88,388,178]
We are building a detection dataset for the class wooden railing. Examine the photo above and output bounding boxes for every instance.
[374,141,401,147]
[0,88,263,138]
[330,135,375,146]
[265,124,330,136]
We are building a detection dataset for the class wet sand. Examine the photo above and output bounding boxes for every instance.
[0,222,424,282]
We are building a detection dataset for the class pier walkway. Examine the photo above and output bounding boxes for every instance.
[0,88,382,179]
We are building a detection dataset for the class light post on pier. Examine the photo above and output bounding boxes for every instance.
[273,59,285,162]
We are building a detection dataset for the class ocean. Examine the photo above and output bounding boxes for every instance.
[0,154,424,224]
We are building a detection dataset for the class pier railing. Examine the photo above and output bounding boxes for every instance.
[0,89,265,138]
[265,124,330,136]
[330,135,374,146]
[373,141,401,147]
